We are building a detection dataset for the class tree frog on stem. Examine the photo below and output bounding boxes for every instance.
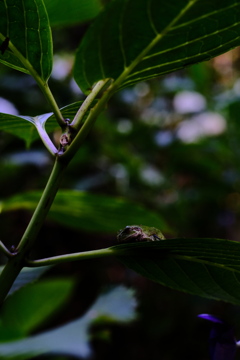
[117,225,165,243]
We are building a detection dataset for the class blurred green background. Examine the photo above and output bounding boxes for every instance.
[1,16,240,359]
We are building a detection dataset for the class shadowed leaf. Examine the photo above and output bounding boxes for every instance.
[0,190,169,233]
[112,238,240,305]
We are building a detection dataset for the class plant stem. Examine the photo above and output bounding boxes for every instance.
[61,79,115,162]
[8,41,65,129]
[38,83,65,129]
[17,160,67,252]
[26,247,115,267]
[71,79,111,131]
[0,78,117,302]
[0,158,68,304]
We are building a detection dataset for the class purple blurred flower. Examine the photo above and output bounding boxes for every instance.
[198,314,236,360]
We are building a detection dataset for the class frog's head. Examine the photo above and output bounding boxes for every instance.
[117,225,144,243]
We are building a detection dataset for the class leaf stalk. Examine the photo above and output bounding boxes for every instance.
[71,79,112,131]
[8,41,65,129]
[26,247,115,267]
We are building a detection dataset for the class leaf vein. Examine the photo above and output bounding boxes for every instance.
[203,263,239,301]
[147,0,158,36]
[172,3,240,31]
[143,21,240,62]
[125,35,240,82]
[113,0,199,87]
[118,0,128,69]
[171,257,209,295]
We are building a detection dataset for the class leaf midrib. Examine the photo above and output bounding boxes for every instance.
[112,0,198,89]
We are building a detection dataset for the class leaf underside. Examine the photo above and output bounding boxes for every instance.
[113,237,240,305]
[74,0,240,94]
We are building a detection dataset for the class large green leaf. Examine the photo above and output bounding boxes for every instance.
[44,0,103,27]
[74,0,240,94]
[0,0,52,80]
[0,286,136,359]
[112,237,240,305]
[0,190,169,233]
[0,278,75,341]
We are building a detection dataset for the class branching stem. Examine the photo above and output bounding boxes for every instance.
[0,76,118,303]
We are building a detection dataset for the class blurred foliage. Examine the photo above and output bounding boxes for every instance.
[0,285,136,359]
[1,19,240,360]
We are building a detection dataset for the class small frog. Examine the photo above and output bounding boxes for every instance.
[117,225,165,243]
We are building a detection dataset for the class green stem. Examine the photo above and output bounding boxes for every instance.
[26,247,115,267]
[0,79,116,303]
[17,160,67,252]
[38,83,65,129]
[0,158,68,304]
[8,41,65,129]
[61,79,115,162]
[71,79,111,131]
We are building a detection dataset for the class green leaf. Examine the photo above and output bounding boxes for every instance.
[113,237,240,305]
[0,0,52,80]
[0,113,38,146]
[0,266,50,296]
[0,278,75,341]
[0,190,169,233]
[0,286,136,359]
[74,0,240,94]
[0,101,83,147]
[44,0,103,27]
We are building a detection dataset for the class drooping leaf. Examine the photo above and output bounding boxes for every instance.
[0,286,137,359]
[0,101,83,147]
[74,0,240,94]
[112,237,240,305]
[0,278,75,341]
[0,0,52,80]
[44,0,103,27]
[0,190,169,233]
[0,266,51,296]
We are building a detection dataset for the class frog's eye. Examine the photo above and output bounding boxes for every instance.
[131,226,142,231]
